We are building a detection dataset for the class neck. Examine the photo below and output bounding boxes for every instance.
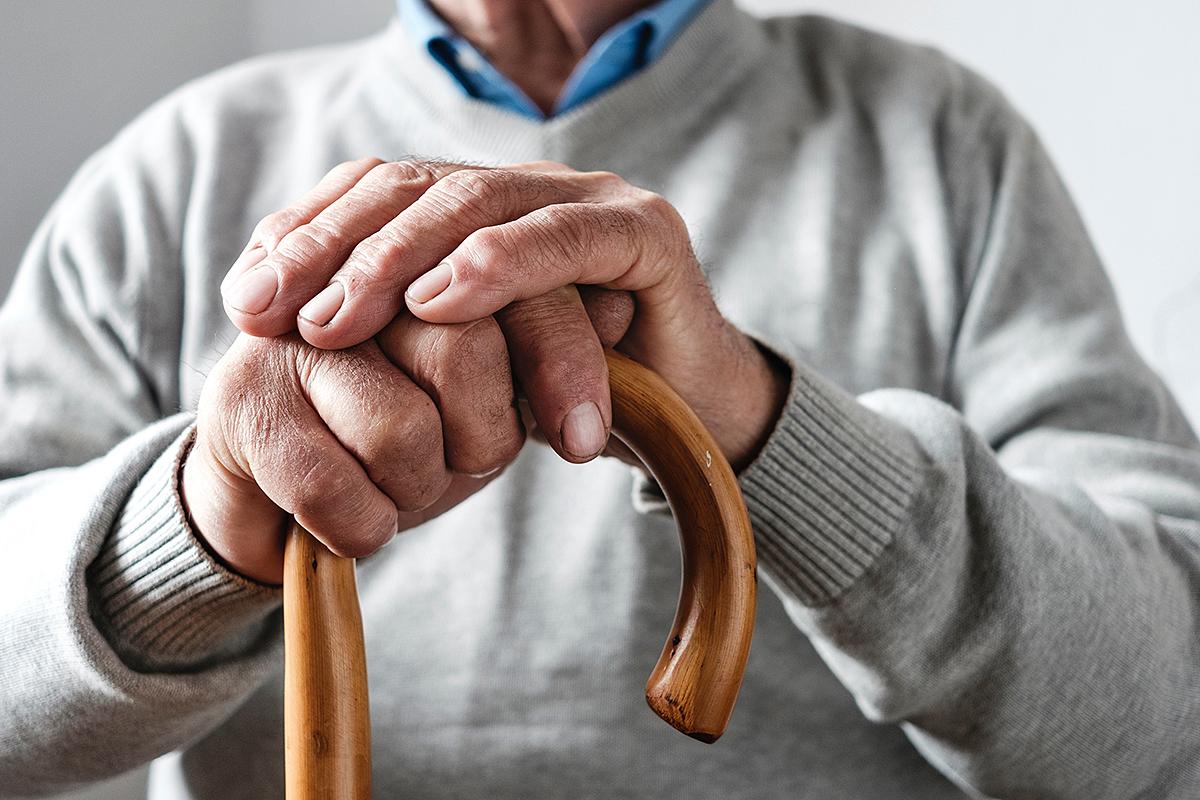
[428,0,655,113]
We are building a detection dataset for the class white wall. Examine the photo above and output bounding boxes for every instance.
[2,2,1198,798]
[0,3,247,281]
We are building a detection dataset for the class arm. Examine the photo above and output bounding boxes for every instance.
[0,137,282,795]
[736,94,1200,797]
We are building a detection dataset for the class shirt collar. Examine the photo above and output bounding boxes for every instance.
[396,0,713,119]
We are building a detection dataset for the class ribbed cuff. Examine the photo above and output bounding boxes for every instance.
[739,364,924,607]
[87,426,281,671]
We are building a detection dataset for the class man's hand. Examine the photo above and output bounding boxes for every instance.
[173,310,504,585]
[182,324,515,584]
[222,159,789,471]
[186,286,633,584]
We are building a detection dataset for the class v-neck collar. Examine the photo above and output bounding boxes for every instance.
[365,0,769,165]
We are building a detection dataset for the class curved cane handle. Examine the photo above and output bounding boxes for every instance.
[605,350,757,740]
[284,350,757,797]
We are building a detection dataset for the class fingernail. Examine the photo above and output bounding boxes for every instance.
[231,244,268,274]
[406,262,453,304]
[220,245,267,295]
[298,282,345,327]
[561,402,606,459]
[227,267,278,315]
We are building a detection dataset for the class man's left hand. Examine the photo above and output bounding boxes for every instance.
[222,159,788,471]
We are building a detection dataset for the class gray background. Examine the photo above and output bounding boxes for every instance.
[2,1,1197,798]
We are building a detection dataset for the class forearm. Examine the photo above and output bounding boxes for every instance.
[738,365,1200,798]
[0,416,280,795]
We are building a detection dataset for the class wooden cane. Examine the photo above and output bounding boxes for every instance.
[283,350,757,799]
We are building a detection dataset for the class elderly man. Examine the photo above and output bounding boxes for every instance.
[1,0,1197,797]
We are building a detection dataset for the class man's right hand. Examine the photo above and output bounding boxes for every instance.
[181,315,525,585]
[182,283,633,586]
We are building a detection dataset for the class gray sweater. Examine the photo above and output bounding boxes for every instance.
[1,2,1198,797]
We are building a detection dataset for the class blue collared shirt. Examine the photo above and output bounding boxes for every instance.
[397,0,713,118]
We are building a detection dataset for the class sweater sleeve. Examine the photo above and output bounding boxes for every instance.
[736,86,1200,795]
[0,123,281,795]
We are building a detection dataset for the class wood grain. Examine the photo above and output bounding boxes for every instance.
[283,349,758,796]
[284,522,371,800]
[605,350,757,743]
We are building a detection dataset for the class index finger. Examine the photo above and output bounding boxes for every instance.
[403,198,687,324]
[221,158,382,296]
[224,159,478,339]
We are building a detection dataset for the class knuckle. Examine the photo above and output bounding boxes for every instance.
[203,335,320,481]
[385,462,449,511]
[212,335,285,402]
[365,159,440,196]
[419,317,507,389]
[341,234,405,285]
[446,317,507,372]
[433,170,510,220]
[291,466,353,521]
[355,412,408,470]
[269,229,335,275]
[314,496,397,559]
[635,193,693,263]
[288,337,327,388]
[393,402,452,508]
[592,204,643,250]
[587,170,625,189]
[441,168,495,200]
[337,156,385,177]
[535,202,575,230]
[339,259,386,291]
[358,401,446,510]
[634,189,680,228]
[460,227,517,283]
[395,397,444,456]
[254,209,302,250]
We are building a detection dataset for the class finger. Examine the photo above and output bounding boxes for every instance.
[404,196,694,325]
[376,314,525,476]
[495,286,612,462]
[518,396,642,467]
[301,340,452,514]
[221,158,382,294]
[255,411,399,560]
[393,472,506,530]
[298,168,622,350]
[225,350,400,559]
[226,160,477,337]
[254,158,386,252]
[577,286,634,348]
